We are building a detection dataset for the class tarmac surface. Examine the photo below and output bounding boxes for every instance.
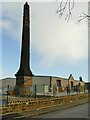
[31,103,89,118]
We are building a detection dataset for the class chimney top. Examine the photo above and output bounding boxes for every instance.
[25,2,28,5]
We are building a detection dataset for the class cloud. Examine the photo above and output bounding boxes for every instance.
[31,2,88,67]
[1,2,88,68]
[1,2,23,41]
[1,0,89,2]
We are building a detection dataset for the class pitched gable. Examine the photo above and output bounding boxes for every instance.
[68,74,74,80]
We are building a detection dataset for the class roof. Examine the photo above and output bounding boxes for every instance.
[0,78,16,88]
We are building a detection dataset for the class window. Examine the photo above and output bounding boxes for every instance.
[57,80,61,88]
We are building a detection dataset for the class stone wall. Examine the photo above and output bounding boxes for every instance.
[0,94,88,115]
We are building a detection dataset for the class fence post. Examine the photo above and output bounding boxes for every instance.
[35,85,36,98]
[6,85,9,104]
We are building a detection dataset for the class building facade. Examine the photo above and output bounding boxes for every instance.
[32,74,85,96]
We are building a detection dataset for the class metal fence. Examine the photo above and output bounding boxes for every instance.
[2,84,88,97]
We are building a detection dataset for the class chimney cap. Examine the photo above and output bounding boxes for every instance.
[24,2,29,8]
[24,2,29,6]
[25,2,28,4]
[79,76,83,81]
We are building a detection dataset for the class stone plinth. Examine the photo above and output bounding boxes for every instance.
[16,76,32,96]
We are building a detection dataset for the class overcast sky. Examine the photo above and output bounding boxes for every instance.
[0,0,88,82]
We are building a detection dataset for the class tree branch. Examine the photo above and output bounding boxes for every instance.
[56,0,74,21]
[77,12,90,23]
[57,0,69,18]
[56,0,90,22]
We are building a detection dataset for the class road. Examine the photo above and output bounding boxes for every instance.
[31,103,89,118]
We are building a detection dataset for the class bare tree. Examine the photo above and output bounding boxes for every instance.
[56,0,90,22]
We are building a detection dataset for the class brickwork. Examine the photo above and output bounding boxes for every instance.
[0,94,88,115]
[51,75,85,93]
[15,2,33,96]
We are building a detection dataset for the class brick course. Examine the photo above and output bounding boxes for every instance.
[0,94,88,115]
